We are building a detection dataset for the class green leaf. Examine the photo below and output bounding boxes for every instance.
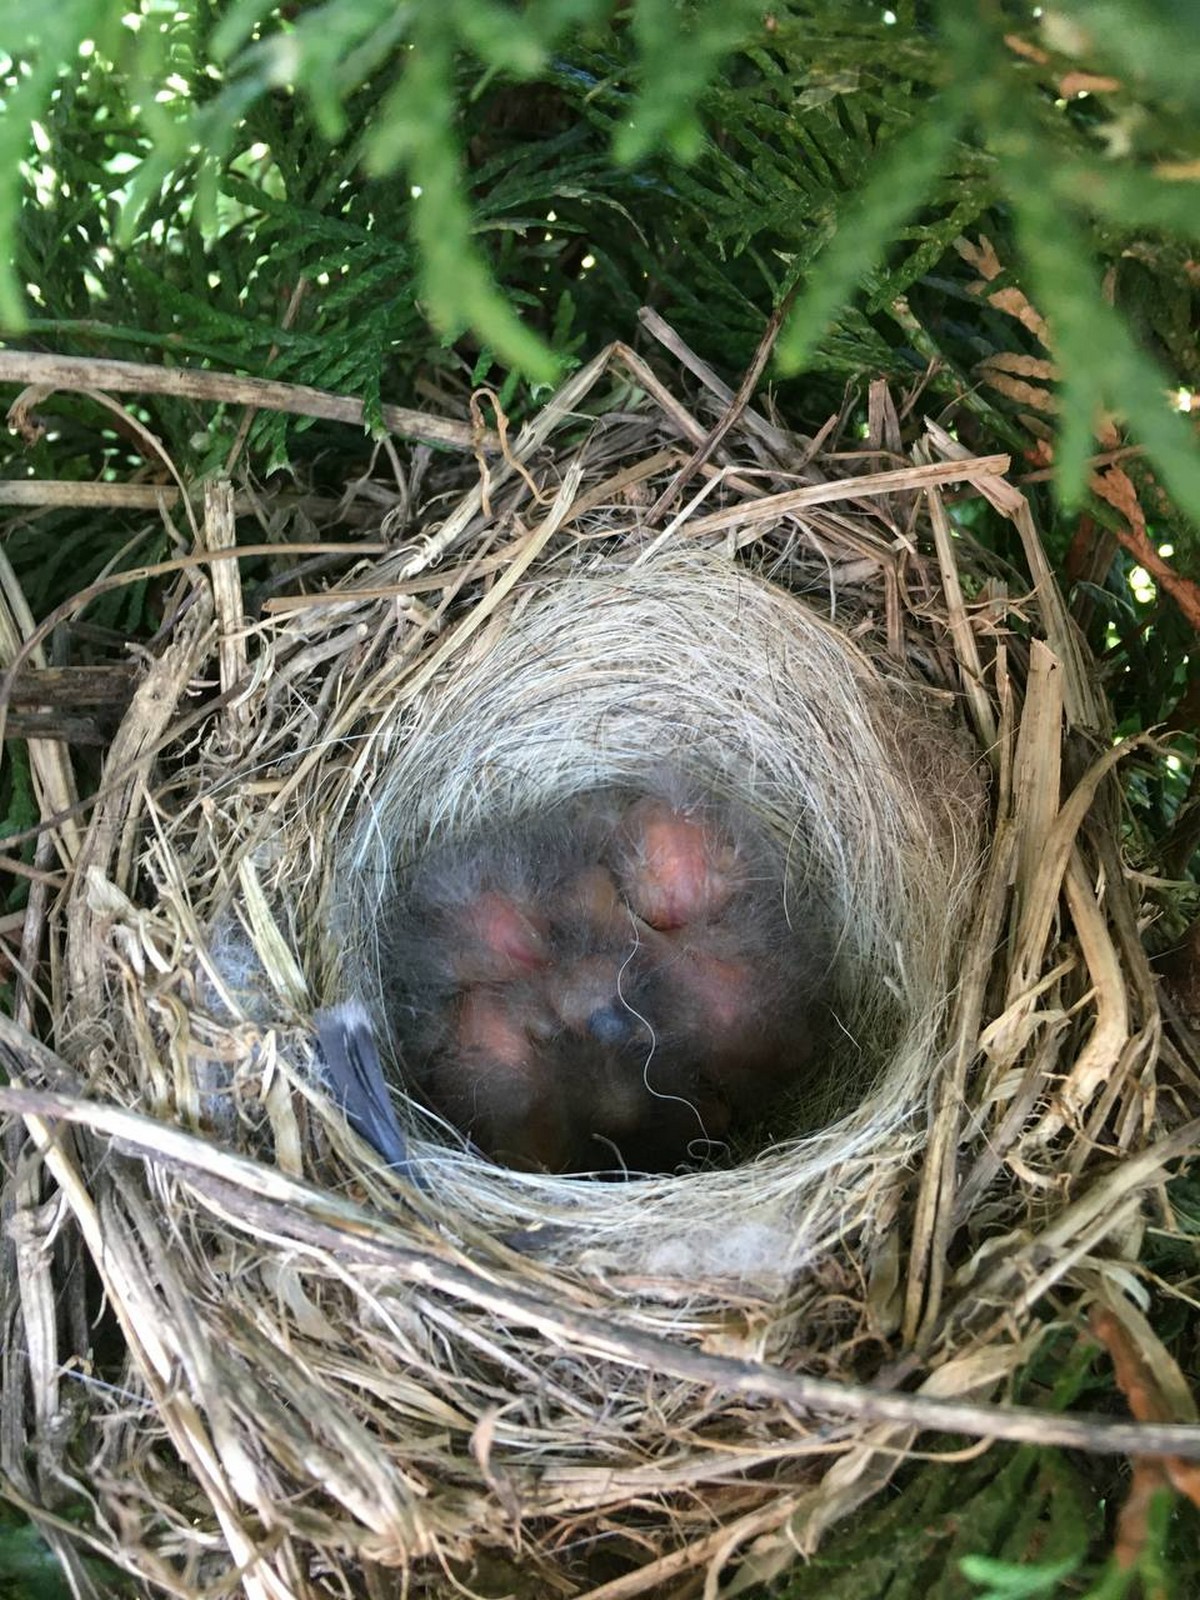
[447,0,547,77]
[616,0,766,165]
[0,0,111,325]
[775,100,967,374]
[367,22,557,380]
[959,1551,1082,1598]
[1044,0,1200,109]
[1051,161,1200,240]
[1014,175,1200,518]
[209,0,287,61]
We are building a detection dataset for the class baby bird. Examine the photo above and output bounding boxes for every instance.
[379,780,825,1174]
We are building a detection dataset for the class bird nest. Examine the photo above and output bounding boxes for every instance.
[0,322,1178,1599]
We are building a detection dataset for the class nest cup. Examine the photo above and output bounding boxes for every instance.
[5,343,1168,1598]
[332,552,985,1247]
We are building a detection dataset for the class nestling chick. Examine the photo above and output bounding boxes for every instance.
[379,780,827,1174]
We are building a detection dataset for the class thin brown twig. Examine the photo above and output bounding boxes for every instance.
[646,283,802,523]
[0,541,388,737]
[680,454,1010,539]
[0,349,491,452]
[223,276,310,476]
[0,677,245,854]
[6,1084,1200,1464]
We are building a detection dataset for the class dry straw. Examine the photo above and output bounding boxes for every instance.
[0,319,1187,1600]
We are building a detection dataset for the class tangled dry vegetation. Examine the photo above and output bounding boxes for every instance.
[1,314,1193,1599]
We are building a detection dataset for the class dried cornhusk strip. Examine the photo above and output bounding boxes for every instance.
[0,545,81,863]
[0,332,1180,1596]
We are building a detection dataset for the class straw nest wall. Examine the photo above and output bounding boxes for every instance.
[328,553,983,1263]
[0,329,1178,1599]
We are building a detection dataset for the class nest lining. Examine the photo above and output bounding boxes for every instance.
[325,552,985,1248]
[0,335,1172,1599]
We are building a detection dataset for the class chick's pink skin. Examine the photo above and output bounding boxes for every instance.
[437,985,571,1170]
[670,948,759,1042]
[664,940,812,1089]
[543,954,622,1034]
[455,985,533,1069]
[418,792,808,1171]
[616,799,738,931]
[450,891,549,983]
[558,863,629,940]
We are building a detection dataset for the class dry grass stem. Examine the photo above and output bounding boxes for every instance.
[0,328,1181,1597]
